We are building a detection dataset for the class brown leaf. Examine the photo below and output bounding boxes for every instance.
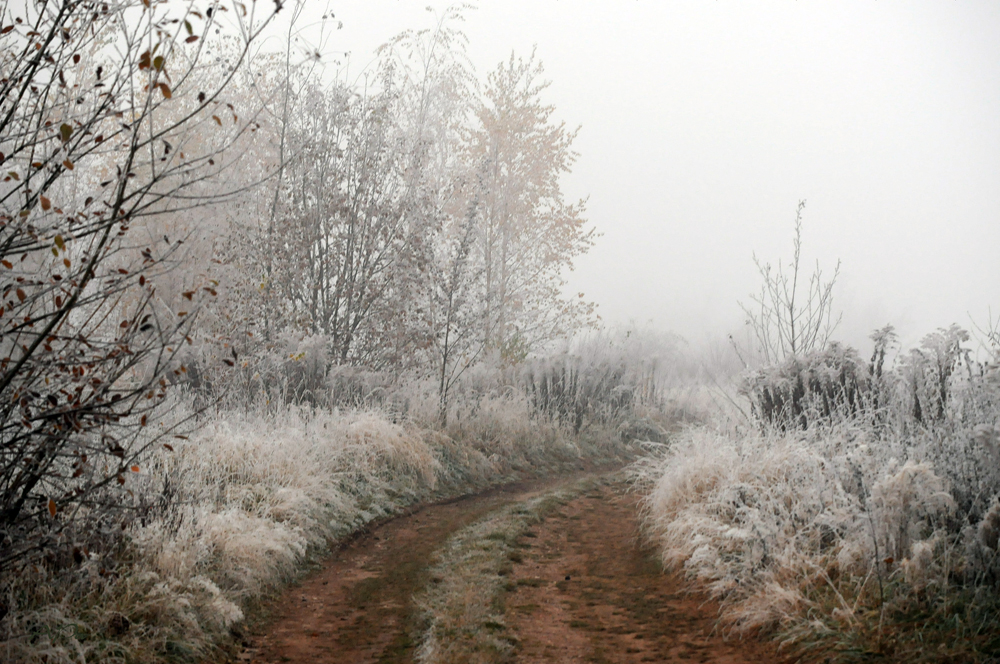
[40,196,50,211]
[212,115,222,126]
[130,465,140,472]
[158,82,171,99]
[48,498,56,517]
[62,159,74,170]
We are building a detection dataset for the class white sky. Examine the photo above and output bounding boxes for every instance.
[269,1,1000,352]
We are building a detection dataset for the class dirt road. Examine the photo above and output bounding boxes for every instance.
[237,476,793,663]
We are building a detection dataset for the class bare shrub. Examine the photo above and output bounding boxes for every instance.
[738,201,841,365]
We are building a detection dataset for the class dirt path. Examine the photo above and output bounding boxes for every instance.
[504,483,789,663]
[241,475,580,664]
[238,477,796,664]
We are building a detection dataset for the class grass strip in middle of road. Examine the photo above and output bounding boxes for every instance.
[412,474,611,663]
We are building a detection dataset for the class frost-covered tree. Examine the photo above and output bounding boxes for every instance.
[197,10,597,414]
[468,50,595,357]
[0,0,276,568]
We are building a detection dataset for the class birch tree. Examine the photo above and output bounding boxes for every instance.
[469,50,595,358]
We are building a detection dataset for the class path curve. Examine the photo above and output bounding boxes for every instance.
[235,476,798,663]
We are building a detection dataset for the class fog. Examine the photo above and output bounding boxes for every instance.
[284,0,1000,352]
[7,3,1000,657]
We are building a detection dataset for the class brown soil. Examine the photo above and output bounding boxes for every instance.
[237,477,801,664]
[504,483,793,663]
[240,475,579,664]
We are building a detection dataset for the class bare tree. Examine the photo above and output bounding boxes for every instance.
[738,200,841,365]
[0,0,276,570]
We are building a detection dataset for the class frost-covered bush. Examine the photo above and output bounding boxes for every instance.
[640,324,1000,660]
[2,387,639,664]
[522,327,687,433]
[741,342,872,430]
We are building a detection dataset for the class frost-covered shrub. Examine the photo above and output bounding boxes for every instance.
[2,383,640,664]
[640,322,1000,659]
[522,327,683,433]
[897,324,970,425]
[741,342,872,430]
[868,460,955,564]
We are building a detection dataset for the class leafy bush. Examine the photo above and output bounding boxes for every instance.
[741,342,873,430]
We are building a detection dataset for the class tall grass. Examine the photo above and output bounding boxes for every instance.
[0,375,643,663]
[638,326,1000,662]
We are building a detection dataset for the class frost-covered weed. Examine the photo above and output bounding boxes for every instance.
[2,400,635,664]
[639,327,1000,660]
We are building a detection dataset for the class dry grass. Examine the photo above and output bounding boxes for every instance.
[414,477,602,664]
[637,419,1000,662]
[0,402,636,664]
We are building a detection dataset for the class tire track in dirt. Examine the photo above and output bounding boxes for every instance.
[503,483,793,663]
[238,474,594,664]
[236,476,798,664]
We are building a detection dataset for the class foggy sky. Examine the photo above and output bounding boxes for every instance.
[274,1,1000,354]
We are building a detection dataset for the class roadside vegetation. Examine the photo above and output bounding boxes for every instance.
[0,4,687,662]
[3,2,992,663]
[638,205,1000,663]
